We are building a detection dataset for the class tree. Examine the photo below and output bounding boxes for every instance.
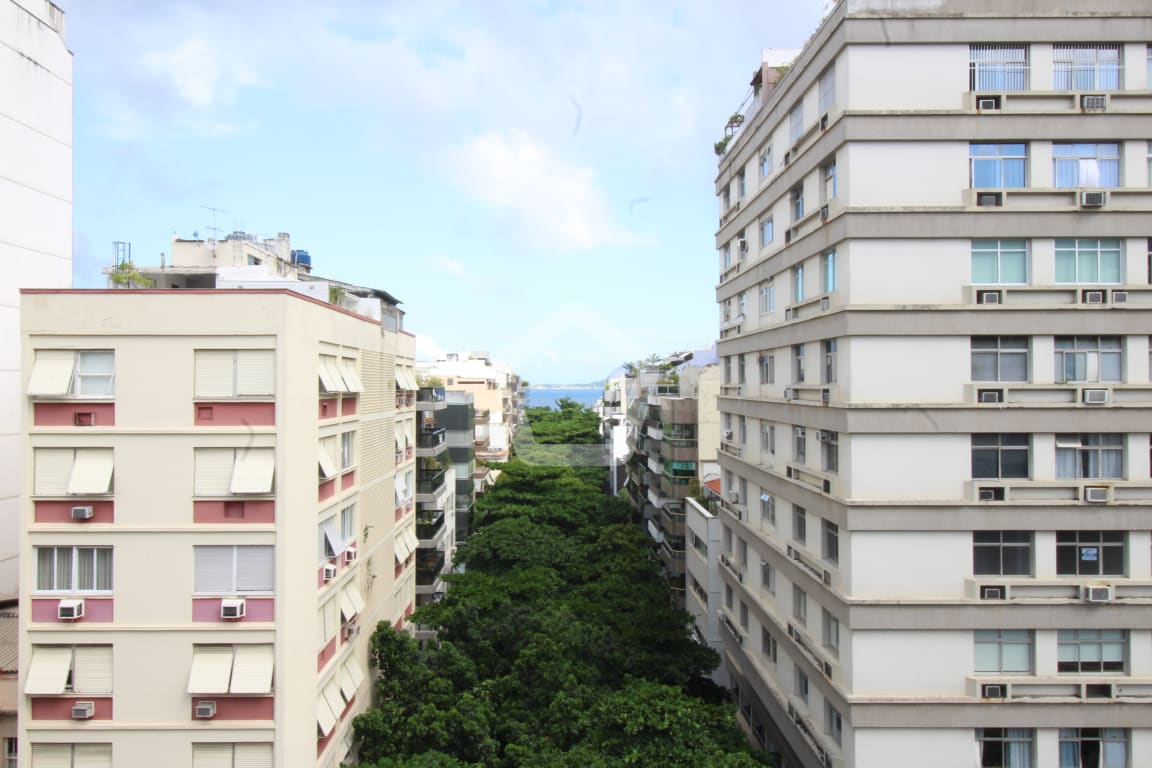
[107,261,154,288]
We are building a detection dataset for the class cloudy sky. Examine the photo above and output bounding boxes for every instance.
[59,0,825,384]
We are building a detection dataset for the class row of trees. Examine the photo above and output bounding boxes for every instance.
[352,402,768,767]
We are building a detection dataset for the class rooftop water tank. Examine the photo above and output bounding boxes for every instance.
[291,250,312,272]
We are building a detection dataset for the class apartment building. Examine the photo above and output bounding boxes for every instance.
[713,2,1152,766]
[416,353,523,462]
[442,392,476,544]
[413,387,455,608]
[18,240,417,767]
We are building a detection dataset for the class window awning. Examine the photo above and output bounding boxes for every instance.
[319,356,346,394]
[394,531,413,563]
[229,644,274,694]
[404,528,420,554]
[27,350,75,396]
[338,662,357,701]
[322,519,343,556]
[231,448,275,494]
[345,656,365,689]
[341,359,364,393]
[317,694,338,737]
[396,368,418,391]
[339,583,365,622]
[345,582,365,615]
[318,443,338,480]
[24,646,72,694]
[187,645,234,694]
[68,449,114,495]
[323,679,345,720]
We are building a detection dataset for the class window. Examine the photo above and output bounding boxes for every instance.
[795,668,809,703]
[737,170,746,198]
[194,447,276,495]
[969,44,1029,91]
[1058,630,1126,673]
[792,586,808,629]
[976,728,1034,768]
[760,146,773,178]
[790,185,804,223]
[1055,238,1122,283]
[970,144,1027,189]
[793,505,807,545]
[737,537,748,567]
[1053,144,1119,188]
[766,425,776,454]
[341,432,356,469]
[822,339,837,384]
[724,583,733,611]
[188,644,275,695]
[723,525,733,555]
[825,702,843,746]
[24,645,113,694]
[737,415,747,444]
[759,353,774,384]
[721,243,732,270]
[793,344,805,383]
[27,349,115,397]
[973,532,1032,576]
[760,217,774,247]
[319,516,340,561]
[192,744,274,768]
[818,64,836,113]
[1054,337,1122,382]
[35,547,112,592]
[28,745,113,768]
[793,265,804,303]
[760,494,776,527]
[739,600,749,630]
[1058,728,1127,768]
[972,239,1028,284]
[821,430,839,473]
[1053,44,1122,90]
[822,251,837,292]
[972,434,1030,479]
[762,629,777,663]
[789,104,803,144]
[794,427,807,464]
[195,349,274,398]
[1055,434,1123,479]
[1056,531,1125,576]
[975,630,1033,673]
[822,520,839,564]
[738,355,747,386]
[823,159,837,200]
[3,739,14,768]
[193,545,274,593]
[721,188,731,211]
[691,533,707,557]
[972,336,1029,381]
[822,608,840,654]
[32,448,114,496]
[738,478,748,505]
[723,355,732,384]
[341,503,356,543]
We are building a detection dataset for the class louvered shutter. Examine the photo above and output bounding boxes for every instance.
[24,646,72,694]
[67,448,114,495]
[34,448,74,496]
[318,439,337,480]
[30,744,72,768]
[194,449,236,496]
[344,582,365,615]
[338,662,357,701]
[318,356,341,393]
[236,350,274,396]
[231,448,274,494]
[345,656,365,688]
[73,744,112,768]
[340,358,364,392]
[188,646,234,694]
[229,644,274,694]
[194,547,235,594]
[233,744,273,768]
[235,546,274,592]
[316,694,337,737]
[72,645,113,694]
[322,679,344,718]
[27,350,76,396]
[191,743,232,768]
[195,350,236,398]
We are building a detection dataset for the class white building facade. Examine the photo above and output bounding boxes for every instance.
[714,2,1152,766]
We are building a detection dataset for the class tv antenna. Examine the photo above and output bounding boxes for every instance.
[200,205,229,242]
[113,241,131,265]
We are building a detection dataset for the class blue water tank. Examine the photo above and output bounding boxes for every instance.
[291,249,312,268]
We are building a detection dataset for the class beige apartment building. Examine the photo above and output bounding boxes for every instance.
[416,353,523,462]
[18,243,417,766]
[712,1,1152,767]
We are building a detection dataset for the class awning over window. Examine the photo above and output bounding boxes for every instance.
[404,528,420,554]
[229,644,274,694]
[322,519,343,556]
[394,530,413,563]
[27,350,76,396]
[24,646,72,694]
[396,368,418,391]
[318,443,338,480]
[345,582,365,615]
[319,355,347,394]
[341,359,364,393]
[338,662,357,701]
[231,448,275,494]
[187,645,234,694]
[67,449,114,495]
[345,655,365,689]
[72,645,113,694]
[323,679,345,719]
[317,694,338,737]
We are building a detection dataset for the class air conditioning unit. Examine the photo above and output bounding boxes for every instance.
[195,700,217,719]
[784,308,794,320]
[723,429,734,440]
[71,701,95,719]
[783,151,791,166]
[815,430,827,442]
[1082,388,1109,404]
[220,599,246,619]
[978,389,1003,403]
[1082,290,1105,304]
[784,229,793,244]
[57,599,84,620]
[343,545,358,564]
[738,238,748,253]
[819,113,829,130]
[783,388,794,400]
[1083,486,1109,503]
[978,486,1005,501]
[1084,584,1114,603]
[980,585,1006,600]
[1111,290,1128,304]
[976,96,1002,111]
[1080,94,1107,111]
[819,204,829,221]
[1080,191,1106,208]
[728,491,740,503]
[981,684,1007,699]
[71,505,95,520]
[977,290,1002,305]
[820,296,830,311]
[343,623,360,640]
[821,389,831,404]
[976,192,1004,207]
[322,563,337,582]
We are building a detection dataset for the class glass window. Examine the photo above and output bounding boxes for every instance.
[764,424,776,454]
[796,668,809,702]
[760,494,776,527]
[1053,144,1119,189]
[759,353,774,384]
[1055,238,1122,283]
[793,584,807,625]
[737,170,746,199]
[1058,728,1127,768]
[818,64,836,113]
[821,430,839,473]
[1052,44,1122,90]
[823,340,837,384]
[762,628,777,662]
[1055,434,1124,479]
[975,630,1033,673]
[340,504,356,542]
[73,351,115,396]
[971,144,1027,189]
[194,545,275,593]
[1056,531,1125,576]
[793,505,807,544]
[1054,337,1122,383]
[972,434,1030,479]
[340,432,355,469]
[972,239,1028,284]
[969,44,1029,91]
[793,427,806,464]
[723,524,733,554]
[790,185,804,223]
[760,146,773,178]
[724,583,733,610]
[793,344,805,383]
[977,728,1034,768]
[793,265,804,303]
[1058,629,1126,673]
[35,546,113,592]
[760,217,774,246]
[823,159,837,200]
[739,600,749,629]
[789,104,803,144]
[822,251,837,293]
[974,531,1032,576]
[822,520,839,564]
[825,702,843,746]
[972,336,1029,381]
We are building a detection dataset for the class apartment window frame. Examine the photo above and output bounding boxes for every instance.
[1052,44,1122,90]
[724,583,734,611]
[976,728,1034,768]
[1055,238,1123,284]
[723,525,733,555]
[822,158,837,201]
[793,344,805,383]
[793,264,804,303]
[1054,336,1122,383]
[970,144,1027,189]
[972,239,1028,285]
[969,44,1029,91]
[1057,629,1126,673]
[793,505,807,545]
[795,668,809,703]
[739,600,749,630]
[195,349,275,398]
[340,431,356,470]
[28,349,116,399]
[760,146,773,178]
[760,494,776,527]
[789,104,804,144]
[822,519,839,564]
[822,250,837,293]
[1055,433,1123,479]
[790,185,804,223]
[34,546,113,593]
[760,217,774,247]
[793,584,807,626]
[1053,143,1120,189]
[821,430,838,473]
[818,64,836,114]
[3,738,14,768]
[971,433,1030,479]
[762,628,777,663]
[794,427,806,465]
[1057,728,1127,768]
[975,629,1033,674]
[973,531,1033,576]
[340,503,356,543]
[822,339,837,384]
[825,702,843,746]
[1056,531,1125,576]
[737,355,747,386]
[764,424,776,454]
[822,608,840,656]
[972,336,1029,382]
[193,544,275,594]
[759,353,774,384]
[736,170,746,199]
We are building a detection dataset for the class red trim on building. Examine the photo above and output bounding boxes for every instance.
[318,479,336,502]
[30,598,114,623]
[29,697,113,720]
[34,500,114,524]
[191,696,274,720]
[193,500,275,524]
[317,638,337,672]
[191,597,274,622]
[319,398,338,419]
[33,402,116,427]
[340,470,356,490]
[341,396,357,416]
[193,401,275,426]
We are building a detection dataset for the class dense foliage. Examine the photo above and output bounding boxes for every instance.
[353,402,767,767]
[522,397,601,444]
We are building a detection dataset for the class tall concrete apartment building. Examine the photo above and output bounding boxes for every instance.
[17,238,418,767]
[416,353,523,463]
[713,2,1152,766]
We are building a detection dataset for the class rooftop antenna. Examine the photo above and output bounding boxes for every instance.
[113,241,131,265]
[200,205,229,241]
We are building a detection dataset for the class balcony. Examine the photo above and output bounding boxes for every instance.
[416,427,448,457]
[416,387,447,411]
[416,551,446,585]
[416,470,446,496]
[416,510,446,542]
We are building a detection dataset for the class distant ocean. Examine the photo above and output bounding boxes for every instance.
[525,388,603,410]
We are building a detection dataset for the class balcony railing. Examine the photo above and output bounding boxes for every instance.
[416,511,445,540]
[416,470,446,495]
[418,428,447,449]
[416,552,446,585]
[417,387,446,403]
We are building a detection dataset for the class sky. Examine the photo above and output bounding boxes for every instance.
[59,0,826,385]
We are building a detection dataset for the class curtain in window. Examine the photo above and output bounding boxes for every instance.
[37,548,60,590]
[1005,734,1032,767]
[1056,448,1078,478]
[76,548,111,590]
[1058,741,1079,767]
[971,45,1028,91]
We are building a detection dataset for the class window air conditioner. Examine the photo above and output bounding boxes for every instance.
[71,701,95,719]
[978,486,1005,501]
[976,96,1002,111]
[1082,388,1109,404]
[980,684,1007,699]
[1082,290,1105,304]
[738,239,748,253]
[819,113,829,130]
[57,599,84,620]
[194,701,217,719]
[1111,291,1128,304]
[978,389,1003,403]
[343,623,360,640]
[820,296,829,311]
[977,290,1002,305]
[322,563,337,582]
[723,429,734,440]
[1080,94,1107,111]
[1083,486,1109,503]
[343,545,358,564]
[1084,585,1114,603]
[783,388,794,400]
[1080,191,1106,208]
[728,491,740,503]
[71,505,95,520]
[979,585,1006,600]
[976,192,1004,207]
[220,599,246,619]
[819,204,829,221]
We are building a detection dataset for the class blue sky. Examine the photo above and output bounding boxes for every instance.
[59,0,825,384]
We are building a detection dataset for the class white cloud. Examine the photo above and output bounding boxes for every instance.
[430,255,468,278]
[140,36,260,110]
[442,131,632,251]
